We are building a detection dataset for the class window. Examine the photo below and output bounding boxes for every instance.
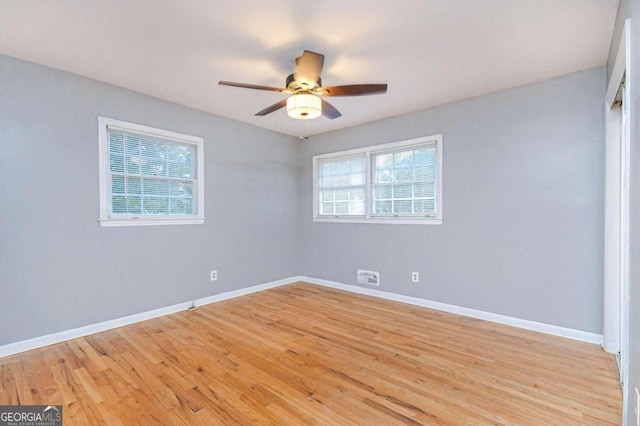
[313,135,442,224]
[98,117,205,227]
[317,154,366,216]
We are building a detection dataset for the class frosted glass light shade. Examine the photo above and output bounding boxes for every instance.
[286,94,322,119]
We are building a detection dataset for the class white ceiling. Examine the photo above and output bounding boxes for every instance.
[0,0,619,137]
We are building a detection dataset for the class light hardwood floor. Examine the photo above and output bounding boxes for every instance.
[0,282,622,425]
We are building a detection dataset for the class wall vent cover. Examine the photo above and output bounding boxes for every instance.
[357,269,380,286]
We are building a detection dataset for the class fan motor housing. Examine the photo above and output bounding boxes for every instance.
[286,73,321,92]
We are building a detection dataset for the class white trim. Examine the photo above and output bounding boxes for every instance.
[603,18,631,426]
[313,217,443,225]
[620,20,632,425]
[97,117,205,227]
[312,135,439,160]
[312,134,443,223]
[298,276,603,345]
[98,218,206,227]
[0,275,603,358]
[604,102,622,353]
[0,277,293,358]
[606,26,627,106]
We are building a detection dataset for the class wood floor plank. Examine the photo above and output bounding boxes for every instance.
[0,282,622,425]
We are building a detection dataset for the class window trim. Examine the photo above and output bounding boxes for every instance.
[98,117,205,227]
[312,135,443,225]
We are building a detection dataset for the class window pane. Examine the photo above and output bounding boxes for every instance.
[168,144,192,163]
[170,198,193,214]
[110,155,125,173]
[112,196,126,213]
[143,178,169,196]
[141,159,166,177]
[126,196,141,214]
[350,158,364,172]
[322,162,336,176]
[170,181,193,197]
[109,133,125,173]
[350,172,364,185]
[141,137,166,160]
[322,203,334,215]
[414,182,435,198]
[335,202,349,215]
[143,197,169,214]
[394,168,413,182]
[414,167,429,181]
[125,136,140,156]
[127,177,141,195]
[394,151,413,167]
[351,187,365,201]
[125,156,141,174]
[376,170,392,183]
[336,175,352,186]
[335,189,349,201]
[374,185,392,200]
[109,132,124,153]
[112,176,125,194]
[320,190,334,202]
[374,200,392,214]
[395,200,413,213]
[393,184,413,199]
[321,175,337,188]
[415,199,435,213]
[350,200,365,215]
[376,153,393,168]
[168,162,192,179]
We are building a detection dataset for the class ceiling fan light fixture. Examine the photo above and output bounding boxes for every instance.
[286,93,321,119]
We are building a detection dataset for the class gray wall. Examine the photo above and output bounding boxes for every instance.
[0,54,299,345]
[0,53,608,354]
[297,67,605,334]
[608,0,640,424]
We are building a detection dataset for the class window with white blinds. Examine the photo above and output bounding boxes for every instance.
[313,135,442,224]
[372,144,437,217]
[98,117,205,227]
[317,154,366,216]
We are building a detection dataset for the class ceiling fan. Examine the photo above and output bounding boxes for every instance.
[219,50,387,120]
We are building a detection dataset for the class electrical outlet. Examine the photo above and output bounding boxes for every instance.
[635,387,639,426]
[412,272,419,283]
[210,270,218,281]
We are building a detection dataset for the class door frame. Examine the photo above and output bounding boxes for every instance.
[603,18,631,424]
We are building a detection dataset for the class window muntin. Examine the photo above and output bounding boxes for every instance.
[312,135,442,224]
[98,117,204,227]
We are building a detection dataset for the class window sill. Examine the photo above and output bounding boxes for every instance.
[98,217,206,227]
[313,217,443,225]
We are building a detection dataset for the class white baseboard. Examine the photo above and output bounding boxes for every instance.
[0,275,603,358]
[296,276,603,345]
[0,277,295,358]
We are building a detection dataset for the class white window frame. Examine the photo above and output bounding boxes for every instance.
[98,117,205,227]
[313,134,443,225]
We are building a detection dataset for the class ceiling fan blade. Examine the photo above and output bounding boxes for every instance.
[318,84,388,97]
[219,81,287,92]
[293,50,324,86]
[255,99,287,116]
[321,99,342,120]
